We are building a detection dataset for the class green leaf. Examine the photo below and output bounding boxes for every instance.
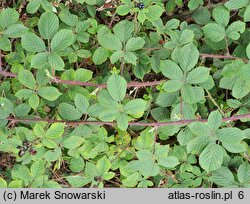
[126,151,160,177]
[98,31,122,51]
[96,156,111,175]
[30,161,46,178]
[188,122,210,137]
[156,146,179,168]
[181,85,204,104]
[146,5,164,22]
[217,128,245,144]
[99,109,118,122]
[46,123,65,139]
[178,43,199,71]
[116,5,131,16]
[28,93,39,109]
[63,136,84,149]
[21,33,46,52]
[31,52,49,69]
[188,0,203,11]
[163,80,183,93]
[74,93,89,114]
[246,43,250,59]
[51,29,74,51]
[11,165,32,185]
[186,67,210,84]
[122,172,141,187]
[160,60,183,80]
[38,87,61,101]
[0,8,19,29]
[85,162,99,179]
[18,70,36,89]
[179,29,194,46]
[238,162,250,184]
[42,137,57,148]
[59,8,78,27]
[58,103,82,120]
[48,52,65,70]
[70,157,85,173]
[0,177,7,188]
[207,110,222,130]
[75,68,93,82]
[110,50,123,64]
[93,47,109,65]
[124,51,137,65]
[225,0,248,10]
[138,11,147,24]
[199,144,224,172]
[232,79,249,99]
[212,6,230,27]
[226,21,245,40]
[66,176,90,187]
[125,37,145,51]
[0,97,14,115]
[192,6,211,25]
[97,89,118,109]
[113,20,134,43]
[156,92,177,108]
[244,5,250,22]
[107,74,127,102]
[203,23,226,42]
[38,11,59,39]
[158,156,179,168]
[134,130,154,150]
[8,180,23,188]
[177,128,195,146]
[14,104,31,117]
[3,24,28,38]
[44,147,61,162]
[27,0,41,14]
[0,36,11,51]
[117,112,128,131]
[211,167,234,186]
[124,99,147,118]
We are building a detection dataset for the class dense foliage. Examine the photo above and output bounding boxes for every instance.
[0,0,250,188]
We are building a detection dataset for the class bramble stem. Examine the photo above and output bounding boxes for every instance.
[0,70,163,88]
[6,113,250,127]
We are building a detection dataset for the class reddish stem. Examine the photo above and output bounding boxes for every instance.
[6,113,250,127]
[199,53,248,62]
[0,71,163,88]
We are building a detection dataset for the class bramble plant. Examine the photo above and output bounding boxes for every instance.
[0,0,250,188]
